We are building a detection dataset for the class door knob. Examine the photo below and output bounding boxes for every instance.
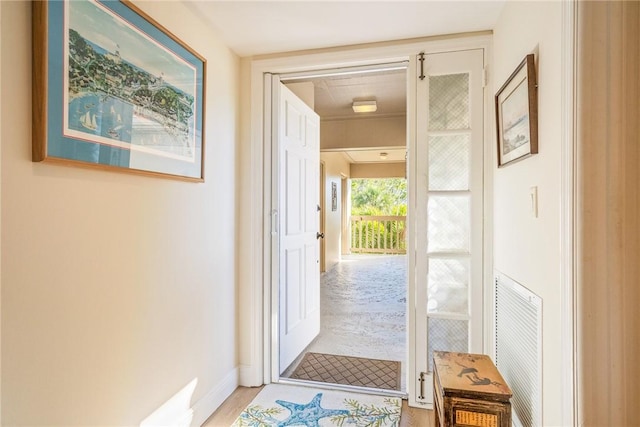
[316,232,325,239]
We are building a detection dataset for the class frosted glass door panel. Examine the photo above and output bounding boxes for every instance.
[428,135,471,191]
[427,195,471,252]
[428,73,470,131]
[427,318,469,371]
[427,258,470,314]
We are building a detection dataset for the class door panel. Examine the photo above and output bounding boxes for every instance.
[412,49,484,406]
[284,248,303,332]
[278,84,321,374]
[285,151,303,234]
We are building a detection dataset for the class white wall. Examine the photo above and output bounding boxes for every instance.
[1,1,240,425]
[493,2,563,425]
[320,152,350,270]
[236,57,262,386]
[351,162,405,179]
[321,116,405,150]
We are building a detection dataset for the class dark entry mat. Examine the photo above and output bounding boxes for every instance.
[290,352,401,391]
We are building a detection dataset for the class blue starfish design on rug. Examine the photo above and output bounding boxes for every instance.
[274,393,349,427]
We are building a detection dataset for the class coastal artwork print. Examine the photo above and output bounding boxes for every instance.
[33,0,206,180]
[495,54,537,167]
[500,80,529,155]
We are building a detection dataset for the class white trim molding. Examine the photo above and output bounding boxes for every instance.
[561,1,578,426]
[139,368,239,427]
[190,369,240,427]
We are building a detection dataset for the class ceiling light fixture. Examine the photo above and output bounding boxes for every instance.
[379,152,388,160]
[352,100,377,113]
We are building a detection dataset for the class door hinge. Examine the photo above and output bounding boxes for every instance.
[271,209,279,234]
[482,67,488,88]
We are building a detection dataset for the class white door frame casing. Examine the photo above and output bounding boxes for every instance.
[238,15,577,426]
[240,34,495,393]
[560,2,578,426]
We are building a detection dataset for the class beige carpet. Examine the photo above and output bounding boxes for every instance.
[290,352,401,391]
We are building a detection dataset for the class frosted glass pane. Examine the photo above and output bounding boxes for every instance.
[429,135,470,191]
[427,258,469,314]
[428,195,470,252]
[429,74,469,131]
[427,318,468,371]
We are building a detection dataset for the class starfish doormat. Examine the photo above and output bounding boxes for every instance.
[231,383,401,426]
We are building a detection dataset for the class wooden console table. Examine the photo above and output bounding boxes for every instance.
[433,351,512,427]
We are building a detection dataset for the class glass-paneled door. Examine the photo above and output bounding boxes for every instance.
[413,49,484,405]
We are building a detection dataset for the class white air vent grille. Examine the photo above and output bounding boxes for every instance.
[494,272,542,427]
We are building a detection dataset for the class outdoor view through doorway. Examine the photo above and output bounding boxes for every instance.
[281,178,408,394]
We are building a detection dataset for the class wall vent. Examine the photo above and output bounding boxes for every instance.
[494,272,542,427]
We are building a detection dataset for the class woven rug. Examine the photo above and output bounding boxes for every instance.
[290,352,401,391]
[232,383,401,426]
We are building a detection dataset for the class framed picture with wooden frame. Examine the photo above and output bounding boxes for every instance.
[495,54,538,167]
[32,0,206,181]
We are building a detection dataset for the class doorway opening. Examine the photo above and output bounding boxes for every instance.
[264,44,489,408]
[276,65,409,395]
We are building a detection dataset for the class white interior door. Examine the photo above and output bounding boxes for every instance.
[411,49,485,406]
[277,83,321,374]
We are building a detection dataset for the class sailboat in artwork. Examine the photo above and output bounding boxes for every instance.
[80,110,98,131]
[108,124,123,139]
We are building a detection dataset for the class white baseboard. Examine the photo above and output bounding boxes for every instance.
[191,368,239,427]
[140,369,239,427]
[239,364,263,387]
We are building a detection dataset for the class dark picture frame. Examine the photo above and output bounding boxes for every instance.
[495,54,537,167]
[33,0,206,181]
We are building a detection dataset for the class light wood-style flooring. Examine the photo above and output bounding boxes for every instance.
[202,386,434,426]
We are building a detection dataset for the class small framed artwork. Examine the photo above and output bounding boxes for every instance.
[33,0,206,181]
[495,54,538,167]
[331,182,337,211]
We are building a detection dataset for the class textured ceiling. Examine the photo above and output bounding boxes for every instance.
[285,65,407,163]
[285,68,407,120]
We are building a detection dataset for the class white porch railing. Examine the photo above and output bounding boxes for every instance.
[350,215,407,254]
